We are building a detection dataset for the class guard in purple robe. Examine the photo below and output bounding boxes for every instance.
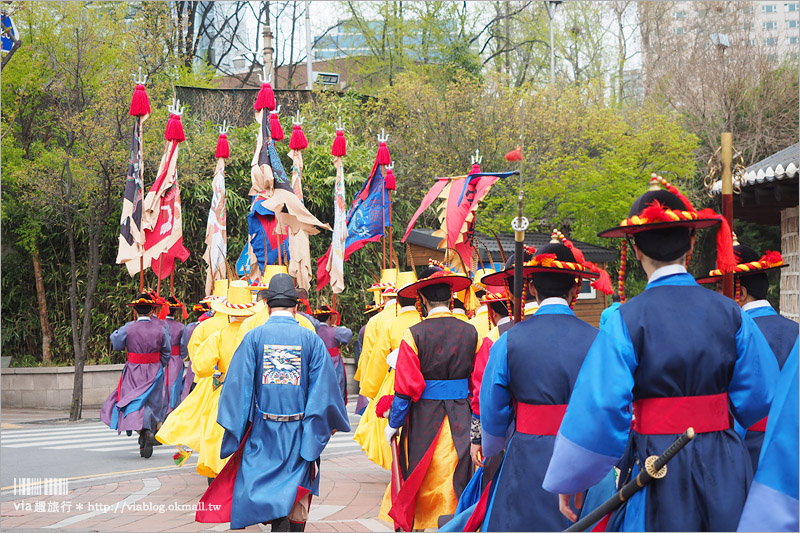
[474,232,611,531]
[313,305,353,405]
[196,274,350,531]
[100,293,171,458]
[164,296,187,413]
[542,177,779,531]
[697,241,798,471]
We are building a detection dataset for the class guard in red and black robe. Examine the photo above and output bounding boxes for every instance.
[384,267,478,531]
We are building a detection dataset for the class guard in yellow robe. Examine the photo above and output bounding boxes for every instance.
[186,280,230,384]
[354,284,399,399]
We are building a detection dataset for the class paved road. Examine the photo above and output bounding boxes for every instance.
[1,413,363,491]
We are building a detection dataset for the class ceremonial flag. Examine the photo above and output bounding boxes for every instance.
[238,83,329,282]
[287,116,313,290]
[402,161,515,272]
[316,157,392,289]
[116,80,151,275]
[203,130,229,295]
[327,125,348,294]
[139,110,190,280]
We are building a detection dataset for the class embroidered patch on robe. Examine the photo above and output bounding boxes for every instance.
[262,345,302,385]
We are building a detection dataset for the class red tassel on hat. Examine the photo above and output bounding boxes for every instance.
[331,130,347,157]
[385,167,396,190]
[377,141,391,165]
[763,250,783,267]
[704,210,737,273]
[269,112,284,141]
[254,82,276,111]
[505,145,523,162]
[215,133,230,159]
[129,84,151,117]
[588,263,614,295]
[289,124,308,150]
[164,114,186,143]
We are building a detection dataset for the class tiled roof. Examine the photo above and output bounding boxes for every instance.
[405,229,618,264]
[711,143,799,194]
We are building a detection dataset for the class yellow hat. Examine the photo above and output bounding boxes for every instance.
[473,268,495,289]
[394,271,418,294]
[367,269,398,292]
[211,280,264,316]
[250,265,289,292]
[201,279,229,303]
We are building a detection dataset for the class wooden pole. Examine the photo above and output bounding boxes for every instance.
[721,132,734,299]
[169,270,174,295]
[381,165,387,271]
[139,256,144,292]
[388,189,394,267]
[156,255,164,297]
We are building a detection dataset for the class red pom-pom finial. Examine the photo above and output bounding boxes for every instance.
[164,114,186,143]
[215,133,230,159]
[254,83,276,111]
[385,168,396,190]
[129,84,151,117]
[289,124,308,150]
[270,112,284,141]
[331,130,347,157]
[376,141,391,165]
[505,145,523,161]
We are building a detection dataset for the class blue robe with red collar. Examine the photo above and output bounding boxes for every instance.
[543,272,779,531]
[196,315,350,529]
[479,303,598,531]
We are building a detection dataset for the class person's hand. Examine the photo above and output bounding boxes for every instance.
[470,443,484,468]
[384,425,399,443]
[558,492,584,522]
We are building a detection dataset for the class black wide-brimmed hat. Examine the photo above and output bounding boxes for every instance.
[696,239,788,284]
[598,174,736,272]
[479,247,536,287]
[397,266,472,299]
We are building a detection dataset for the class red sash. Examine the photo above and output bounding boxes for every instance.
[327,347,340,358]
[171,345,181,356]
[515,403,567,436]
[633,393,730,434]
[127,351,161,364]
[748,417,768,432]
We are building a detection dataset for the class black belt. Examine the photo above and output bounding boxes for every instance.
[261,412,304,422]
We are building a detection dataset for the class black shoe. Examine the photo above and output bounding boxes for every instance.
[207,477,215,487]
[126,430,133,437]
[288,521,306,532]
[271,517,290,532]
[140,430,153,458]
[138,432,145,447]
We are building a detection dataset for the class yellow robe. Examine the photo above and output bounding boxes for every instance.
[353,308,421,469]
[234,307,315,347]
[468,306,490,341]
[355,301,399,398]
[192,321,244,478]
[186,313,227,382]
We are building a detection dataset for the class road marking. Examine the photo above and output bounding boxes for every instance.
[44,477,161,529]
[355,518,394,532]
[1,424,109,436]
[2,430,124,444]
[308,504,344,521]
[1,465,184,492]
[1,423,24,429]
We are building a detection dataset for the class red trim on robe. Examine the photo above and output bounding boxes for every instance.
[591,511,612,531]
[388,421,445,532]
[196,426,253,523]
[748,416,768,432]
[463,480,494,531]
[470,337,494,416]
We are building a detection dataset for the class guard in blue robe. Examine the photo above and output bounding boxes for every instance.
[738,337,799,532]
[543,177,780,531]
[195,274,350,532]
[477,234,610,532]
[697,241,797,471]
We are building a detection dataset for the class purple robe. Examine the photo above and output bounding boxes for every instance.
[180,321,198,401]
[317,323,353,404]
[164,317,186,412]
[100,318,171,433]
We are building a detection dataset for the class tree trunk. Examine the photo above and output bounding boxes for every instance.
[32,246,53,363]
[65,161,84,422]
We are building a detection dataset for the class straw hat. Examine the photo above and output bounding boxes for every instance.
[211,280,264,317]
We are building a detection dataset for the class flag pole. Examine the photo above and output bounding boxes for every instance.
[511,99,527,324]
[139,256,144,292]
[157,255,164,297]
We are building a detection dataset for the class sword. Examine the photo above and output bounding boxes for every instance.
[564,427,696,532]
[511,99,527,324]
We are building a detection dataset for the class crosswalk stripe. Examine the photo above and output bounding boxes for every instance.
[2,431,123,444]
[2,424,108,437]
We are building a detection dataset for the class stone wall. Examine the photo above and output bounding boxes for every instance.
[780,206,799,321]
[1,365,124,409]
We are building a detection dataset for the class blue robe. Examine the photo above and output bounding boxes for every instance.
[742,303,798,470]
[543,271,779,531]
[480,303,598,531]
[738,337,799,532]
[210,315,350,529]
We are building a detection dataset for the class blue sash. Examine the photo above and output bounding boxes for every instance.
[420,378,469,400]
